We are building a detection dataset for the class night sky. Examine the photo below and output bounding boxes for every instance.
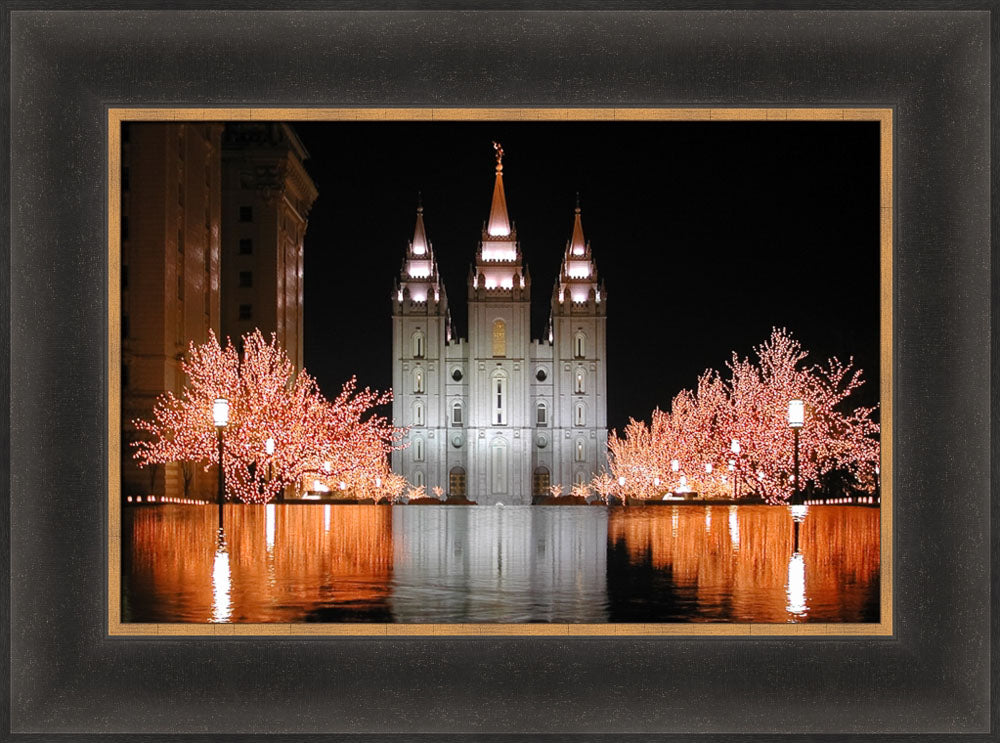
[293,121,880,434]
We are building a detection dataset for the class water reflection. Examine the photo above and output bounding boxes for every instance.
[122,504,879,624]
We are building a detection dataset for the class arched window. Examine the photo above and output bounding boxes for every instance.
[412,331,424,359]
[414,368,424,394]
[413,437,424,462]
[536,402,547,426]
[532,466,550,496]
[449,467,467,497]
[414,470,424,487]
[491,370,507,425]
[575,401,585,427]
[451,400,463,426]
[575,368,585,394]
[575,471,586,485]
[575,330,586,359]
[492,319,506,357]
[575,438,586,462]
[413,401,424,426]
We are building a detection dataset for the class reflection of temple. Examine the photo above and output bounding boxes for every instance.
[391,146,608,504]
[390,507,609,622]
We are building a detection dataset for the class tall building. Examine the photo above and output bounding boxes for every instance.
[120,123,224,499]
[221,123,318,367]
[391,146,608,505]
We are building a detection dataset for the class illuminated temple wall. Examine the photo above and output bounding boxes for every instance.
[392,154,608,503]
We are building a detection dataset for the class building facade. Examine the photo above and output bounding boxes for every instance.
[391,148,608,505]
[221,123,318,367]
[120,122,224,499]
[122,122,317,500]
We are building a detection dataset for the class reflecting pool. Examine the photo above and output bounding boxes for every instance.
[122,504,880,623]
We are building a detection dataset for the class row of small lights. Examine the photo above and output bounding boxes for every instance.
[126,496,211,505]
[803,496,879,506]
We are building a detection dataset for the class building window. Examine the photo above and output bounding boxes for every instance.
[536,403,547,426]
[122,315,130,340]
[452,401,463,426]
[238,238,253,255]
[413,401,424,426]
[449,467,467,497]
[575,439,586,462]
[490,439,508,494]
[414,470,424,488]
[575,331,586,358]
[452,368,463,382]
[492,319,506,357]
[413,437,424,462]
[238,270,252,288]
[413,331,424,359]
[575,471,586,485]
[575,402,585,426]
[238,304,252,320]
[532,467,551,497]
[575,369,585,394]
[491,371,507,425]
[239,205,253,222]
[414,369,424,394]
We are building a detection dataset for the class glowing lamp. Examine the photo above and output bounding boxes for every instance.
[339,481,347,491]
[730,439,740,455]
[265,437,275,456]
[212,398,229,428]
[671,459,680,472]
[617,476,626,487]
[375,476,381,489]
[728,459,735,471]
[788,399,805,428]
[653,476,660,487]
[705,463,713,474]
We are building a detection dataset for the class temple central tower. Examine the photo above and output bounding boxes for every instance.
[392,143,607,504]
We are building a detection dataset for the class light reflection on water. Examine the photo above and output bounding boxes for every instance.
[122,504,879,624]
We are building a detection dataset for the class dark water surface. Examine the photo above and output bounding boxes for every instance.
[122,504,880,623]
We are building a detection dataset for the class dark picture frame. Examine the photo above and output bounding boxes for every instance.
[5,5,993,738]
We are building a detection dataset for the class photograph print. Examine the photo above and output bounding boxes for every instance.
[115,113,885,628]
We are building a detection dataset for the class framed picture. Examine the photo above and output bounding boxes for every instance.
[6,6,992,739]
[109,108,889,636]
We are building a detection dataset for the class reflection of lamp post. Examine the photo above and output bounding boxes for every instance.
[212,398,229,530]
[788,399,804,504]
[730,439,741,500]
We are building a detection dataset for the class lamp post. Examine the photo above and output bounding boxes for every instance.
[618,475,626,506]
[212,398,229,530]
[788,399,804,504]
[730,439,741,500]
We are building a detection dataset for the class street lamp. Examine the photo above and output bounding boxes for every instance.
[264,436,277,502]
[788,399,804,504]
[213,398,229,529]
[730,439,741,500]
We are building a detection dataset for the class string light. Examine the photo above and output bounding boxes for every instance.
[606,328,880,504]
[132,329,404,504]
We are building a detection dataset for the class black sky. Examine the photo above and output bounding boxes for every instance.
[293,121,880,434]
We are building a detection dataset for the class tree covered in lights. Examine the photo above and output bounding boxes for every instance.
[607,328,880,504]
[132,329,402,504]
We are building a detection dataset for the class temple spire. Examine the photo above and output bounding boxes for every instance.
[570,200,586,256]
[486,141,511,237]
[411,198,429,256]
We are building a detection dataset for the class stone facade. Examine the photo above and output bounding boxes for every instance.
[392,149,608,504]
